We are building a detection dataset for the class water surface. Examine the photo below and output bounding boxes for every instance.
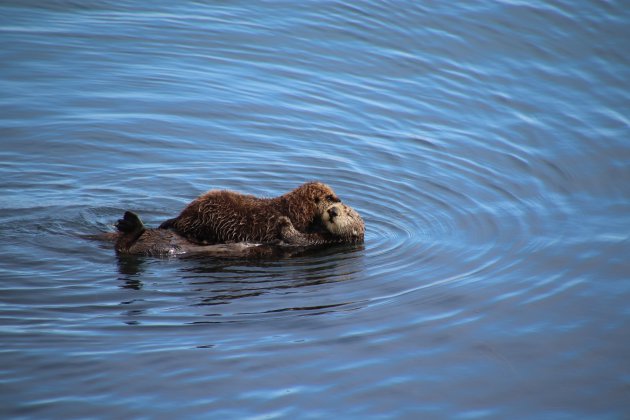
[1,1,629,418]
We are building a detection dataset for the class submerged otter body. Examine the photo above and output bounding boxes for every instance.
[112,211,275,257]
[159,182,342,245]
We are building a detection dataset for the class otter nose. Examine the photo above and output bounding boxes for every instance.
[328,207,339,218]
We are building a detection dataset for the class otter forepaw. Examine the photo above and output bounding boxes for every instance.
[277,216,294,234]
[277,216,298,239]
[277,216,292,227]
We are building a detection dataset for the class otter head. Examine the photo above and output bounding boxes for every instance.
[303,181,340,211]
[322,202,365,243]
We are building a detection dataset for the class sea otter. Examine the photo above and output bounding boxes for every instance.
[159,182,344,245]
[112,201,364,256]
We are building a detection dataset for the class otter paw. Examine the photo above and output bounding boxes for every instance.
[277,216,298,238]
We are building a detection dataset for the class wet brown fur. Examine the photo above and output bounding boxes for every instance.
[159,182,341,245]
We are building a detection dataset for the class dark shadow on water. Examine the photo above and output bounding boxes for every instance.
[178,244,365,315]
[116,259,146,290]
[114,243,365,299]
[113,243,365,326]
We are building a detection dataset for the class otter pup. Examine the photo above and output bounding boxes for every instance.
[113,201,364,256]
[159,182,342,245]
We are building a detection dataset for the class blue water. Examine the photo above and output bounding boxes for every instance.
[1,1,629,418]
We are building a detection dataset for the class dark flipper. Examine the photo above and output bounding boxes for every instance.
[115,211,146,253]
[116,211,145,234]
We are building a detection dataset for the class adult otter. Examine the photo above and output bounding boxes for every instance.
[113,202,364,256]
[279,202,364,246]
[159,182,343,245]
[113,211,271,257]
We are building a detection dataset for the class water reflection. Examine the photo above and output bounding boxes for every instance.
[114,244,365,322]
[116,255,147,281]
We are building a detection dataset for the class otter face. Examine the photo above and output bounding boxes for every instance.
[322,202,365,243]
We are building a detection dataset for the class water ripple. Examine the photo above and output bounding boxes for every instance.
[2,1,629,418]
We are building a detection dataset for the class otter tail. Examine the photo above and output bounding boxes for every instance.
[116,211,145,234]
